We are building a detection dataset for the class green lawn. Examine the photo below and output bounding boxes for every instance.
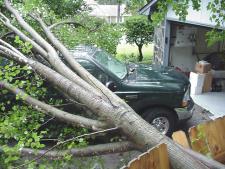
[116,44,154,63]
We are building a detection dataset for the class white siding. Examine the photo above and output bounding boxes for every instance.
[166,0,225,29]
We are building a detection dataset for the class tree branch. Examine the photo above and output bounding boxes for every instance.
[0,31,15,39]
[0,40,101,121]
[49,20,85,30]
[4,0,56,52]
[0,37,90,112]
[14,127,119,168]
[0,44,28,63]
[48,19,101,32]
[0,43,127,135]
[29,14,106,98]
[0,12,9,23]
[3,2,104,99]
[0,37,93,113]
[32,53,51,67]
[20,141,137,158]
[0,81,108,130]
[0,39,25,57]
[0,12,48,57]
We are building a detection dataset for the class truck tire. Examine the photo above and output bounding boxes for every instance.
[142,107,177,136]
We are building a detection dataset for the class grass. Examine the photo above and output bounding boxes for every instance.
[116,43,154,63]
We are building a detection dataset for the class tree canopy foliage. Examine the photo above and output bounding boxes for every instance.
[124,15,154,61]
[0,0,122,54]
[53,16,123,54]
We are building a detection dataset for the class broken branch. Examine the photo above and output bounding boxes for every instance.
[0,81,108,130]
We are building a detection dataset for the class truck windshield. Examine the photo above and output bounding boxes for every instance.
[94,50,127,79]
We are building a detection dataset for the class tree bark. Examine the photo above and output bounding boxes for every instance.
[20,141,138,158]
[181,146,225,169]
[49,20,84,30]
[137,44,143,62]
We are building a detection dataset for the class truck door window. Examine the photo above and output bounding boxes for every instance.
[77,59,109,84]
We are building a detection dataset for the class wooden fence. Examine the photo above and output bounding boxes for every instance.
[120,143,170,169]
[121,116,225,169]
[173,116,225,164]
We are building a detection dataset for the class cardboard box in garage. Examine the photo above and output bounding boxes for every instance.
[189,71,213,94]
[189,72,205,95]
[195,61,211,74]
[202,71,213,93]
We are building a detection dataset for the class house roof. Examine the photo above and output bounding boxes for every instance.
[88,4,130,17]
[139,0,225,29]
[138,0,158,15]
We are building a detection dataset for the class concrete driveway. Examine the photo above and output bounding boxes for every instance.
[177,104,211,132]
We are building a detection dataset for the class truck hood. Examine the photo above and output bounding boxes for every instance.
[125,63,189,85]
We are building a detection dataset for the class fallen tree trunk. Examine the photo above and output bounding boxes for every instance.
[181,146,225,169]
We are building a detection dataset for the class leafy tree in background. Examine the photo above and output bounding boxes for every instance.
[124,15,154,61]
[42,0,87,17]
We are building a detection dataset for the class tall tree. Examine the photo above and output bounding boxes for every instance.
[124,15,154,61]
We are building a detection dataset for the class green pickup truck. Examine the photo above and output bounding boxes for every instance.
[73,45,193,135]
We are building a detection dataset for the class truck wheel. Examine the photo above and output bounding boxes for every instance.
[142,107,177,136]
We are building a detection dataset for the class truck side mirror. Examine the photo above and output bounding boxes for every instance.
[106,81,117,92]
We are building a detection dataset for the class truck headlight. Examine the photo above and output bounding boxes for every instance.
[182,85,190,107]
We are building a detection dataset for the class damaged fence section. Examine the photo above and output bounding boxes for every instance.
[121,143,170,169]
